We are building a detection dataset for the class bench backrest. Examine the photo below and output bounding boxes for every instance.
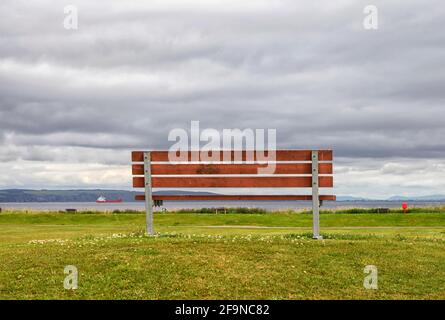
[132,150,334,199]
[131,149,334,238]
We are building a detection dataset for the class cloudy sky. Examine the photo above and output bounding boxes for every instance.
[1,0,444,198]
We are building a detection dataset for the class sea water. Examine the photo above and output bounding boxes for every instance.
[1,201,444,212]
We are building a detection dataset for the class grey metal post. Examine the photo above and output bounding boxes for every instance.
[312,150,322,239]
[144,151,154,235]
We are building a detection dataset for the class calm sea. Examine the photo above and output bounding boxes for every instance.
[1,201,444,212]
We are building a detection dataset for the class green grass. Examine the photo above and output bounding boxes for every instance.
[0,210,444,300]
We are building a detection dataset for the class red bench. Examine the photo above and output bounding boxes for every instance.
[132,150,335,239]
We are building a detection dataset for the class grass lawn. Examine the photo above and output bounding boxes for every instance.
[0,210,444,299]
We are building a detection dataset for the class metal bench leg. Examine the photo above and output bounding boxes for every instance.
[144,151,154,235]
[312,151,322,239]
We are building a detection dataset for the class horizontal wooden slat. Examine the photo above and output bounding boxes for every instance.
[132,150,333,162]
[133,176,333,188]
[132,163,333,175]
[136,194,336,201]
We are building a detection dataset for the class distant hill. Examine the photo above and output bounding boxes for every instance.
[336,195,445,201]
[0,189,217,203]
[387,195,445,201]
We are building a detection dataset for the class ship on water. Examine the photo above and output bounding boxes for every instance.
[96,196,123,203]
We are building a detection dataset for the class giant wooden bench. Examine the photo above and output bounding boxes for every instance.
[132,150,335,239]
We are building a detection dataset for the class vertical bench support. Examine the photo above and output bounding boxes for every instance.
[144,152,154,235]
[312,150,322,239]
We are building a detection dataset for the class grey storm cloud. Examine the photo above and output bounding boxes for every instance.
[0,0,444,195]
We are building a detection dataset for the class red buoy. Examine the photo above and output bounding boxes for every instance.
[402,202,408,213]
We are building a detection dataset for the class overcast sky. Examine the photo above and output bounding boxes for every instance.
[1,0,444,198]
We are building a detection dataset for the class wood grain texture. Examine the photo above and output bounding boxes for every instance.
[132,163,333,175]
[136,194,336,201]
[133,176,333,188]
